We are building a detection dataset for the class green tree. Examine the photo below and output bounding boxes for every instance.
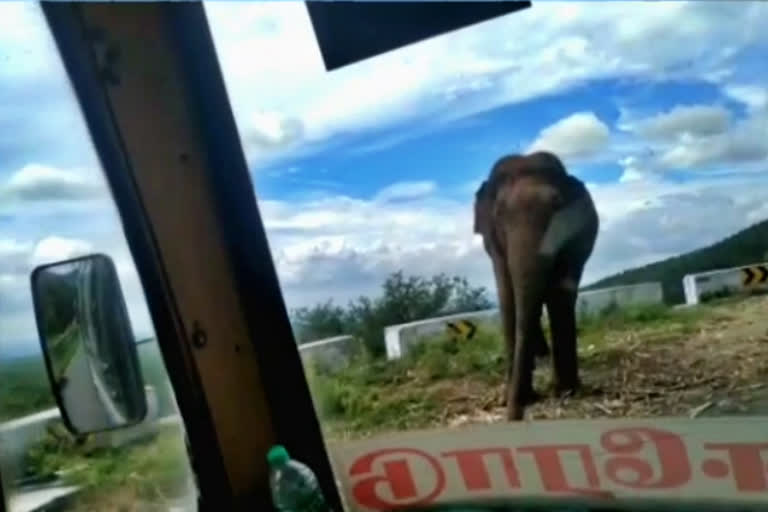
[291,271,492,357]
[292,300,348,344]
[447,275,494,313]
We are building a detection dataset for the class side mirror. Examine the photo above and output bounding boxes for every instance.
[31,254,147,434]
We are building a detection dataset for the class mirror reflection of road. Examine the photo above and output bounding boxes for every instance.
[63,261,126,430]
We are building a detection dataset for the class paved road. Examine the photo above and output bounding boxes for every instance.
[60,345,112,432]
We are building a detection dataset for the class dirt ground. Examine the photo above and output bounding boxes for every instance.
[444,295,768,427]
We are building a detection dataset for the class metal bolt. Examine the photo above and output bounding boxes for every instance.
[191,322,207,349]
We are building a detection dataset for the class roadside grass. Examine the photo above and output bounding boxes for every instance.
[576,302,720,368]
[306,301,738,438]
[23,420,193,511]
[1,338,189,509]
[306,326,506,435]
[5,340,192,510]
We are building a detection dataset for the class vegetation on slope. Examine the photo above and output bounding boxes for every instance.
[23,421,193,512]
[0,357,55,422]
[13,294,768,510]
[305,297,768,440]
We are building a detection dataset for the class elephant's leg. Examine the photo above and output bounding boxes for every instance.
[507,322,538,420]
[546,278,580,395]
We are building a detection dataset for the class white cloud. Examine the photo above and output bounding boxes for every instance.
[656,110,768,169]
[1,1,767,175]
[252,173,768,310]
[618,100,768,172]
[204,1,768,165]
[724,84,768,112]
[3,172,768,352]
[1,1,767,176]
[625,105,731,140]
[2,164,103,201]
[618,156,648,183]
[0,237,95,354]
[0,234,155,353]
[581,175,768,279]
[658,134,768,169]
[527,111,610,159]
[29,236,92,266]
[585,177,768,278]
[258,193,481,306]
[373,181,437,203]
[246,110,305,150]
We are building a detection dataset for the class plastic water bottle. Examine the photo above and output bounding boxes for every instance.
[268,445,331,512]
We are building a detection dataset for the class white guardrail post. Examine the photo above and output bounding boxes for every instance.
[384,309,500,360]
[575,282,663,318]
[383,282,663,360]
[682,262,768,305]
[298,335,360,373]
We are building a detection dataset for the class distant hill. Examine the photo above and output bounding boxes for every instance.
[585,219,768,304]
[0,340,177,421]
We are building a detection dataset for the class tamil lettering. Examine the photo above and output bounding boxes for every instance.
[348,448,445,509]
[442,447,520,490]
[339,422,768,510]
[702,443,768,492]
[601,427,692,489]
[518,444,611,498]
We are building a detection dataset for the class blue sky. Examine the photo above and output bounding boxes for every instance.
[1,2,768,355]
[252,77,748,199]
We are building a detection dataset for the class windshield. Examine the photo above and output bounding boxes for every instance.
[203,1,768,508]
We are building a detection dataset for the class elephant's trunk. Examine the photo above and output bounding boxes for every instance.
[501,219,554,420]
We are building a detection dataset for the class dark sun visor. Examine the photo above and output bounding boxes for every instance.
[306,1,532,72]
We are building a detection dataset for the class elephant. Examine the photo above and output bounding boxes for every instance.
[474,151,599,421]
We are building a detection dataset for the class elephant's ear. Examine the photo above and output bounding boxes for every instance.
[474,180,491,234]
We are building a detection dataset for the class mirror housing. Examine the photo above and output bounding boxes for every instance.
[31,253,147,434]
